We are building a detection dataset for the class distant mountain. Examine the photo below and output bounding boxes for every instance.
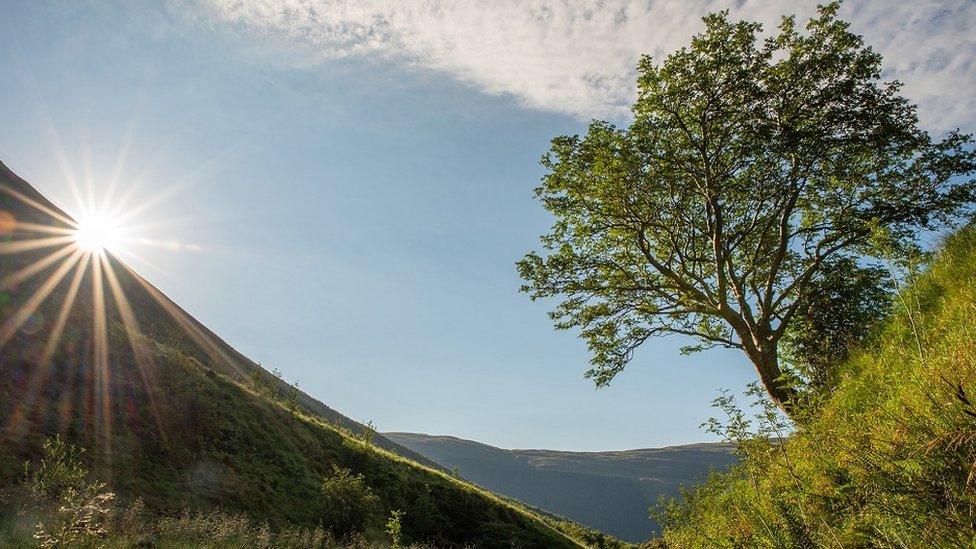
[0,161,614,547]
[385,432,736,543]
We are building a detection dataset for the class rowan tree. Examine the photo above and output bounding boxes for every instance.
[518,3,975,416]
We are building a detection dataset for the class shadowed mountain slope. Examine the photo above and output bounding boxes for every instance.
[385,433,736,543]
[0,161,620,547]
[0,160,431,467]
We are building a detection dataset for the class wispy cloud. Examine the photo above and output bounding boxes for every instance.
[196,0,975,131]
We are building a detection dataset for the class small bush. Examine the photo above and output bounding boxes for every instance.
[34,489,115,548]
[250,368,279,399]
[358,421,377,446]
[385,509,404,548]
[25,437,116,548]
[25,436,88,500]
[319,465,378,537]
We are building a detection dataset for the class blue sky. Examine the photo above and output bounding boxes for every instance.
[2,1,973,451]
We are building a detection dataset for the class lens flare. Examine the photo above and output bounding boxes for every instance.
[0,125,219,464]
[73,214,123,253]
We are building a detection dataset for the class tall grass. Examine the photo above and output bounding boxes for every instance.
[658,227,976,547]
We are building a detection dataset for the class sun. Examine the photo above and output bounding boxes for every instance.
[73,214,124,253]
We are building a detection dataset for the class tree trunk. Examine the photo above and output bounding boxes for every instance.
[749,346,799,418]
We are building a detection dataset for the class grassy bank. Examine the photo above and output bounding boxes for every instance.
[0,331,622,548]
[658,226,976,547]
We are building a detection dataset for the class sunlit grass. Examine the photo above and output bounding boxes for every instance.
[658,226,976,547]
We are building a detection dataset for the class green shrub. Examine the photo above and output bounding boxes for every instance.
[357,421,377,446]
[385,509,404,548]
[25,437,116,548]
[25,436,89,500]
[250,368,279,399]
[781,256,890,404]
[319,465,378,537]
[33,489,115,548]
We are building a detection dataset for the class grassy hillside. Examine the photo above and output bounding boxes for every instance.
[385,433,734,543]
[0,335,591,547]
[657,226,976,547]
[0,161,440,470]
[0,162,623,547]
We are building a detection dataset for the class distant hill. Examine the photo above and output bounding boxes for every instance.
[0,161,618,547]
[385,432,736,543]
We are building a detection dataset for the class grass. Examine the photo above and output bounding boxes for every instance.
[0,319,626,547]
[656,226,976,547]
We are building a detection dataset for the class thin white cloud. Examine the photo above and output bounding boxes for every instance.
[196,0,975,131]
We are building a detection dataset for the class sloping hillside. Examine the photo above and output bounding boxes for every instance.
[0,161,431,467]
[658,226,976,547]
[0,161,615,547]
[385,433,735,543]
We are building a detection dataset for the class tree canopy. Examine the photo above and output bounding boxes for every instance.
[518,3,975,416]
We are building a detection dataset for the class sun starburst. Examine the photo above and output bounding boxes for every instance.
[0,160,237,475]
[73,213,124,253]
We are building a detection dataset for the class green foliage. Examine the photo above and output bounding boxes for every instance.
[658,225,976,547]
[318,465,378,537]
[781,256,891,403]
[385,509,404,548]
[357,420,377,446]
[152,508,337,548]
[24,436,89,500]
[546,518,634,549]
[701,382,791,461]
[249,367,279,400]
[24,437,116,548]
[519,1,976,416]
[282,380,301,413]
[250,367,303,413]
[33,490,115,548]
